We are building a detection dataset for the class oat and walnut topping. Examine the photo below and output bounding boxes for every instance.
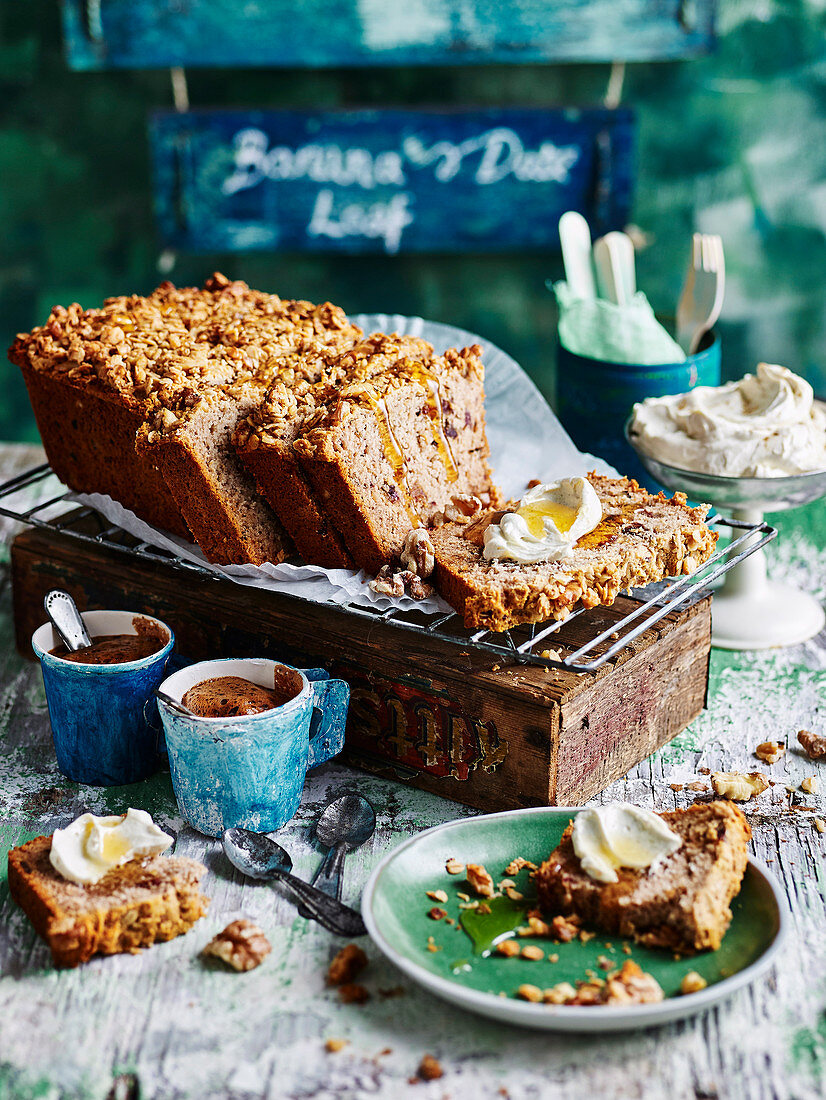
[201,919,271,971]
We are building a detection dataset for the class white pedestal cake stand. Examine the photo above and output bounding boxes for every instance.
[625,438,826,651]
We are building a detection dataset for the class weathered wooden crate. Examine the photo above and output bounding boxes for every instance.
[11,514,711,812]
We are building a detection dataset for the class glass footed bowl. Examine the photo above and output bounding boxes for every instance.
[625,419,826,650]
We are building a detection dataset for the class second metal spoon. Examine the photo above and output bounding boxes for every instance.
[222,827,367,938]
[44,589,91,652]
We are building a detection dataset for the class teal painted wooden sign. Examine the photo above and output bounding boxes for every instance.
[63,0,715,69]
[150,108,634,255]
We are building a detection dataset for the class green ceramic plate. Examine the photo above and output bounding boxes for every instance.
[362,807,788,1032]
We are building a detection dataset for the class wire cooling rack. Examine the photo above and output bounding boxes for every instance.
[1,461,777,674]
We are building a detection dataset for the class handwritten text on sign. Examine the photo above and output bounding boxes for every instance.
[150,109,634,255]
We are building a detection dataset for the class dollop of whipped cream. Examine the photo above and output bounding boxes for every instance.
[571,804,682,884]
[483,477,602,564]
[631,362,826,477]
[49,808,173,885]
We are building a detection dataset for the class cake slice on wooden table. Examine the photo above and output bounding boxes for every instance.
[8,810,208,968]
[234,333,436,569]
[535,801,751,954]
[430,474,718,631]
[293,343,498,574]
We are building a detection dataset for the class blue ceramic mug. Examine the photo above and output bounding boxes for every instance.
[157,658,350,837]
[556,331,721,487]
[32,609,174,786]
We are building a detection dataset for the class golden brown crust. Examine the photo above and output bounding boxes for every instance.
[8,835,209,969]
[431,474,719,631]
[535,802,751,954]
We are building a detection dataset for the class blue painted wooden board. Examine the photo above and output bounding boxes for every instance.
[150,107,634,255]
[62,0,715,69]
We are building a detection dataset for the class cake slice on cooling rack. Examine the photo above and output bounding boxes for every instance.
[428,474,718,632]
[233,333,435,570]
[292,342,499,575]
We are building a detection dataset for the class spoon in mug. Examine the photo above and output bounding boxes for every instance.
[155,689,199,719]
[44,590,92,652]
[222,827,367,937]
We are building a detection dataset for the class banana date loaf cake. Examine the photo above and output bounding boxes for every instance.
[535,802,751,954]
[293,343,498,574]
[8,834,208,968]
[430,474,718,631]
[233,333,438,569]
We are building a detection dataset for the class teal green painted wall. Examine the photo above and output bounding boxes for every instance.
[1,0,825,444]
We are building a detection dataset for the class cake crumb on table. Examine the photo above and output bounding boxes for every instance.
[417,1054,443,1081]
[327,944,368,986]
[338,983,370,1004]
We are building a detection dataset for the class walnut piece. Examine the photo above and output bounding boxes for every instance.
[755,741,786,765]
[550,914,581,942]
[426,889,448,903]
[521,945,544,961]
[798,729,826,760]
[325,1038,349,1053]
[801,776,818,795]
[680,971,708,995]
[544,982,577,1004]
[417,1055,443,1081]
[202,919,271,971]
[400,528,435,579]
[466,863,495,897]
[711,771,769,801]
[495,939,520,957]
[504,856,537,875]
[445,858,465,876]
[427,907,447,921]
[368,564,433,600]
[327,943,368,986]
[516,983,544,1003]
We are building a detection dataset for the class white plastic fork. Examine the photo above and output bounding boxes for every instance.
[676,233,725,355]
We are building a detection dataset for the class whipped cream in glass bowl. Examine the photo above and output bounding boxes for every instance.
[629,363,826,479]
[626,363,826,651]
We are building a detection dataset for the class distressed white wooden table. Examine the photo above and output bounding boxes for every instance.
[1,441,825,1100]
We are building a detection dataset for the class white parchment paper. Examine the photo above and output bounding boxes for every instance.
[74,314,614,615]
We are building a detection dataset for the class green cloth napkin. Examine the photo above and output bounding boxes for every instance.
[551,280,686,365]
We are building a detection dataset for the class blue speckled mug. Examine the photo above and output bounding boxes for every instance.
[31,609,174,786]
[157,658,349,837]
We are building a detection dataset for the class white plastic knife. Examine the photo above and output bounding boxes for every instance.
[593,232,636,306]
[559,211,597,300]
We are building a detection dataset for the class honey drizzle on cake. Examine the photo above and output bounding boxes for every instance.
[402,361,460,484]
[342,380,422,527]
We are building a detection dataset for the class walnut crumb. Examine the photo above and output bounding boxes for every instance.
[540,648,561,662]
[325,1038,349,1053]
[417,1055,443,1081]
[798,730,826,760]
[550,915,581,942]
[466,863,495,897]
[504,886,524,901]
[801,776,818,795]
[427,907,447,921]
[686,781,709,792]
[814,818,826,834]
[445,858,465,876]
[680,971,708,995]
[670,783,684,792]
[711,771,769,801]
[496,938,521,958]
[201,919,271,971]
[426,889,448,903]
[516,983,544,1003]
[549,953,559,963]
[338,983,370,1004]
[504,856,536,875]
[521,945,544,961]
[327,943,368,986]
[755,741,785,764]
